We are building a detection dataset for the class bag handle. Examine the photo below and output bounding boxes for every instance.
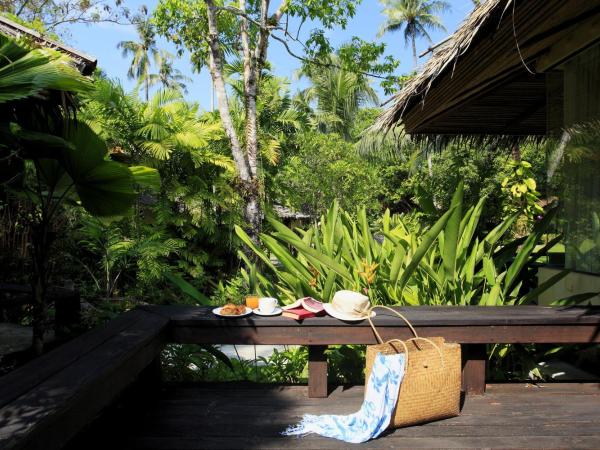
[381,338,410,360]
[367,305,419,344]
[368,306,445,368]
[406,337,445,368]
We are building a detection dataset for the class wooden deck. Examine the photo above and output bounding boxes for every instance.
[68,383,600,449]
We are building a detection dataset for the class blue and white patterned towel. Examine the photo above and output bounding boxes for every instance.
[282,352,406,444]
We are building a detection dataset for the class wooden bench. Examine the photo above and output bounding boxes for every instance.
[1,304,599,450]
[142,304,600,397]
[0,309,168,450]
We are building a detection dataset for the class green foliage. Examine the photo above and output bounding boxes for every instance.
[161,344,368,385]
[0,33,159,352]
[235,198,454,304]
[79,78,241,297]
[258,347,308,383]
[161,344,234,382]
[0,0,133,36]
[75,215,136,298]
[117,15,160,100]
[407,144,507,227]
[296,55,378,140]
[153,0,400,93]
[273,131,380,217]
[226,72,302,167]
[210,274,250,305]
[0,33,90,104]
[238,182,586,307]
[501,159,544,221]
[378,0,450,65]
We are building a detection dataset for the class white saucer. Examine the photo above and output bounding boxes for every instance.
[252,307,282,316]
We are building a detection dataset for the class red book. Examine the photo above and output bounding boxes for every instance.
[281,307,317,320]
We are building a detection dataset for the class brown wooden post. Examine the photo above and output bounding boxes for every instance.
[462,344,487,395]
[308,345,328,398]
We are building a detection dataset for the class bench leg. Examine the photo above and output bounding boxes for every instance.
[308,345,328,398]
[462,344,486,395]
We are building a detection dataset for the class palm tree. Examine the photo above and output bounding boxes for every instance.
[117,17,160,101]
[296,56,379,140]
[146,51,192,93]
[82,78,228,168]
[379,0,450,67]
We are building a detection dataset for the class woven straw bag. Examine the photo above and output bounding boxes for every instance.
[365,306,461,428]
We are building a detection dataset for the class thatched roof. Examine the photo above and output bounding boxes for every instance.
[375,0,600,141]
[377,0,507,130]
[0,15,97,75]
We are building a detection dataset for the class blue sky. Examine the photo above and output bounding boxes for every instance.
[68,0,475,110]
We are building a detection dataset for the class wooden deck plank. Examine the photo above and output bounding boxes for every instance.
[0,310,144,410]
[0,310,169,450]
[67,383,600,449]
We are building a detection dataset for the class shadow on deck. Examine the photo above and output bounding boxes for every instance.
[68,382,600,449]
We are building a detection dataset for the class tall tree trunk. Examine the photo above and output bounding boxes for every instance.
[412,36,418,67]
[204,0,258,244]
[145,75,149,102]
[204,0,286,246]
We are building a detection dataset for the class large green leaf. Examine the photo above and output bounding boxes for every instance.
[550,292,600,306]
[129,165,161,191]
[234,226,276,270]
[517,270,570,305]
[0,36,91,104]
[164,271,210,305]
[397,206,456,293]
[503,209,558,296]
[198,344,234,371]
[73,161,137,216]
[442,181,463,281]
[273,231,354,282]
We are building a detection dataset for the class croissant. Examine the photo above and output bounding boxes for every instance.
[221,303,246,315]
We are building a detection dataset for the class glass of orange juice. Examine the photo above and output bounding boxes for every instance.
[245,294,259,309]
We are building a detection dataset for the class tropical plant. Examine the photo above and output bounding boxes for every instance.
[7,119,159,353]
[81,79,242,294]
[236,182,594,308]
[296,55,379,140]
[154,0,401,244]
[378,0,450,66]
[74,215,136,298]
[146,50,192,93]
[0,35,159,353]
[82,79,227,164]
[501,159,544,222]
[235,197,456,305]
[118,16,160,101]
[225,69,302,169]
[272,131,381,217]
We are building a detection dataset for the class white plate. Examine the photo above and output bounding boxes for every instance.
[212,306,253,318]
[252,307,283,317]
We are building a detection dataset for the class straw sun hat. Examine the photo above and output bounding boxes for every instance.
[323,290,376,322]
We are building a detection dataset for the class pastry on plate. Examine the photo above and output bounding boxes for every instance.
[220,303,246,315]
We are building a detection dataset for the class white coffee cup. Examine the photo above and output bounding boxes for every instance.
[258,297,278,314]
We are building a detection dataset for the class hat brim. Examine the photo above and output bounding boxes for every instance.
[323,303,376,322]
